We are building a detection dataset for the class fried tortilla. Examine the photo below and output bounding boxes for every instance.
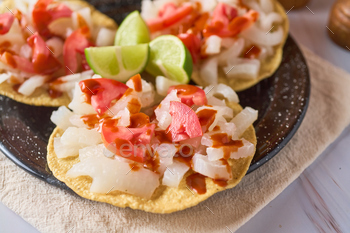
[0,0,117,106]
[47,102,256,213]
[192,1,289,92]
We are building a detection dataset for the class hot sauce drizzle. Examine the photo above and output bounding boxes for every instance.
[243,45,261,59]
[81,114,101,129]
[186,173,207,194]
[210,133,243,159]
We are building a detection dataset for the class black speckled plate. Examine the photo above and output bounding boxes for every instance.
[0,1,310,190]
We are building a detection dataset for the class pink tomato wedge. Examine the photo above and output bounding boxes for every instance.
[167,101,202,142]
[79,78,129,115]
[168,85,207,106]
[0,13,15,35]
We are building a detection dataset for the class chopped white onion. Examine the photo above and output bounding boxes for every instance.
[96,28,116,46]
[68,83,96,115]
[54,137,79,158]
[50,106,74,130]
[0,20,25,47]
[67,154,159,199]
[207,96,226,106]
[259,12,283,31]
[260,0,274,14]
[48,17,74,39]
[115,107,131,127]
[162,160,190,187]
[0,72,12,84]
[231,107,258,138]
[141,0,159,21]
[69,114,88,128]
[107,89,141,117]
[196,105,233,131]
[241,24,284,46]
[45,37,64,58]
[192,153,232,180]
[224,58,261,80]
[19,44,32,60]
[155,76,181,96]
[52,70,94,93]
[127,78,155,107]
[206,147,225,161]
[18,75,46,96]
[155,143,177,174]
[79,144,105,161]
[72,7,92,31]
[218,38,245,66]
[204,83,239,103]
[60,127,102,148]
[200,57,218,84]
[155,89,180,130]
[230,139,255,159]
[221,38,236,49]
[203,35,222,55]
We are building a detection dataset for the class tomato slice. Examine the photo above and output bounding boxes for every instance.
[147,3,193,33]
[79,78,129,115]
[168,84,207,106]
[27,33,49,66]
[0,52,35,73]
[228,10,259,35]
[167,101,202,142]
[211,2,237,27]
[204,8,258,38]
[63,26,92,74]
[27,33,61,74]
[178,33,201,64]
[32,0,72,37]
[158,2,177,18]
[102,122,156,163]
[0,13,15,35]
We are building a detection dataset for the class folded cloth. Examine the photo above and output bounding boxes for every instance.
[1,47,350,233]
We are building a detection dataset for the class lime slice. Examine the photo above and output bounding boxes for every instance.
[85,44,149,82]
[146,35,193,84]
[115,11,150,46]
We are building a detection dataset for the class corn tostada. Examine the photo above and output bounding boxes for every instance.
[141,0,289,91]
[47,73,257,213]
[0,0,117,106]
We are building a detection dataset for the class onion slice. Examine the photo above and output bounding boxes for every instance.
[231,107,258,138]
[162,160,190,187]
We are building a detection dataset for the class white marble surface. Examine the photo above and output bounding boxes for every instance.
[1,0,350,232]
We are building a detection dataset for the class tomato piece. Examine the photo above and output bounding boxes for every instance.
[228,10,259,35]
[163,3,193,27]
[102,122,156,163]
[167,101,202,142]
[178,33,201,64]
[212,2,237,27]
[32,0,72,37]
[204,9,258,37]
[27,33,61,74]
[147,3,193,33]
[158,2,177,18]
[79,78,129,114]
[168,85,207,106]
[0,52,35,73]
[0,13,15,35]
[63,26,92,74]
[27,33,49,66]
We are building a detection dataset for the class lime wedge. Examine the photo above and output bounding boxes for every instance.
[115,11,150,46]
[85,44,149,82]
[146,35,193,84]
